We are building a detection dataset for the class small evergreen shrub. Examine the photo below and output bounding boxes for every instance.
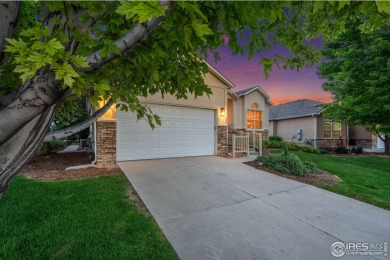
[334,146,348,154]
[269,136,283,142]
[256,154,319,176]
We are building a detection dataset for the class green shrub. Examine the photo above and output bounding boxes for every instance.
[256,154,319,176]
[351,146,363,154]
[263,140,283,149]
[300,145,321,154]
[269,136,283,142]
[334,146,348,154]
[50,139,67,150]
[319,148,328,154]
[262,140,320,154]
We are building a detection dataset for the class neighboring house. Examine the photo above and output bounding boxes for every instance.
[94,63,271,166]
[227,86,273,137]
[269,99,379,149]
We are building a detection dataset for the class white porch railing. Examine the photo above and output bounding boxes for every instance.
[228,130,263,158]
[232,132,250,158]
[252,132,263,156]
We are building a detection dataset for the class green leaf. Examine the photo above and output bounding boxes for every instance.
[259,58,273,79]
[116,1,168,23]
[68,55,89,68]
[191,21,213,42]
[4,38,27,54]
[338,1,350,11]
[52,62,79,87]
[376,1,390,14]
[183,25,194,49]
[100,40,120,58]
[313,2,324,13]
[27,52,53,69]
[14,64,35,83]
[44,38,64,56]
[20,26,49,40]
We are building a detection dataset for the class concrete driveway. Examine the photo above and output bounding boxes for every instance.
[118,156,390,260]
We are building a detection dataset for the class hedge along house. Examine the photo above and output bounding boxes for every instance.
[94,61,236,167]
[269,99,381,149]
[227,86,273,138]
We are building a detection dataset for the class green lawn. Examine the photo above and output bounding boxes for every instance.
[278,151,390,210]
[0,174,178,259]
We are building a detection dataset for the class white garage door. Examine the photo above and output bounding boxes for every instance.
[117,104,215,161]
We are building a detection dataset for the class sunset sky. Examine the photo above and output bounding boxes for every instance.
[206,38,333,106]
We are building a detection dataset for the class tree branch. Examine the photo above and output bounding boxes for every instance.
[0,1,20,63]
[0,72,63,145]
[0,89,18,109]
[43,99,114,142]
[81,2,171,72]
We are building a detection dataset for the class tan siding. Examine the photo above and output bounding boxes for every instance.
[349,126,372,139]
[269,121,276,136]
[227,99,234,127]
[273,116,315,142]
[235,98,243,129]
[317,116,347,139]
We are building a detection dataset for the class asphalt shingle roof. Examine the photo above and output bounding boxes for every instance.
[269,99,324,120]
[235,86,259,96]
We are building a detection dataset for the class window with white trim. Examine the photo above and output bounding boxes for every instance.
[324,120,341,138]
[247,103,262,129]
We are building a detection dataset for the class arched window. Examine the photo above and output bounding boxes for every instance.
[247,103,262,129]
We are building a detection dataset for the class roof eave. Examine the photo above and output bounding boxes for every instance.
[269,112,322,121]
[236,86,272,105]
[203,59,235,88]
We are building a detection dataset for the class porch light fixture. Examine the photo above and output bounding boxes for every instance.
[220,107,225,117]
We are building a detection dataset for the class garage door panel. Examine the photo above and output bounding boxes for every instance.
[117,105,215,161]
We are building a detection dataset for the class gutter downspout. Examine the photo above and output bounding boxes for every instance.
[92,121,97,164]
[233,98,237,130]
[313,114,317,148]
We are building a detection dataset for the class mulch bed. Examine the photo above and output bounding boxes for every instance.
[20,152,121,181]
[244,160,341,186]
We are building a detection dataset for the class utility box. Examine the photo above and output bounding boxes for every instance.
[297,129,302,140]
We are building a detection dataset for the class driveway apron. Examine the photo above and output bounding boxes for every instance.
[118,156,390,260]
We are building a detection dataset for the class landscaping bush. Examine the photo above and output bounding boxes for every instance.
[269,136,283,142]
[256,154,319,176]
[319,148,328,154]
[351,146,363,154]
[300,145,321,154]
[263,140,320,154]
[334,146,348,154]
[50,139,67,150]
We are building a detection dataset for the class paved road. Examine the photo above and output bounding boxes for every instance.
[118,156,390,260]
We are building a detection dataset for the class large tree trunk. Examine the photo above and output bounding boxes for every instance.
[0,104,59,197]
[385,135,390,154]
[0,1,20,62]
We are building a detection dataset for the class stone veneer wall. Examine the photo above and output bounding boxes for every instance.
[96,121,117,167]
[349,139,376,149]
[217,126,228,156]
[315,139,339,148]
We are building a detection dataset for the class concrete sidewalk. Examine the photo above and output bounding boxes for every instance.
[118,156,390,260]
